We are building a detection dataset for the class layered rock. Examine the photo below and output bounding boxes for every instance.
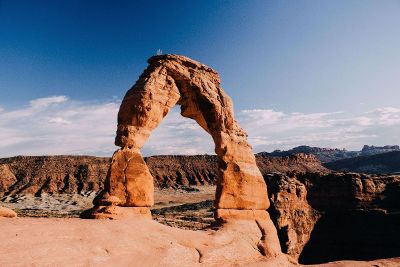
[256,153,328,175]
[265,173,320,261]
[0,154,328,197]
[0,156,109,197]
[264,172,400,264]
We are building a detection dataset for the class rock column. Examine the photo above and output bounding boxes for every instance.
[84,55,281,256]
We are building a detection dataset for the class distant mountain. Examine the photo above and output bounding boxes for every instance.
[259,145,400,163]
[324,151,400,174]
[361,145,400,156]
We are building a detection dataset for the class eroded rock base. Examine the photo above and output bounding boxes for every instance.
[214,209,282,258]
[214,209,270,221]
[0,206,17,218]
[81,206,152,220]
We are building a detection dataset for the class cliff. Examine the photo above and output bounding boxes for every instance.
[1,154,399,264]
[0,153,328,197]
[265,172,400,263]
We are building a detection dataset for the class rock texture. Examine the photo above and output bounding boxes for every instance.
[93,55,271,216]
[0,206,17,218]
[1,155,399,263]
[0,156,109,197]
[0,154,327,197]
[265,173,321,261]
[85,54,282,256]
[0,217,399,266]
[257,153,328,175]
[264,172,400,264]
[0,217,291,266]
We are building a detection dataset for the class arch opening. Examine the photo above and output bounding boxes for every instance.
[85,55,274,228]
[140,105,214,157]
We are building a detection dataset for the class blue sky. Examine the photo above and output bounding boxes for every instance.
[1,0,400,156]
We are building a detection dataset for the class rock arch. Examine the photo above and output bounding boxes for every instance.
[87,55,272,223]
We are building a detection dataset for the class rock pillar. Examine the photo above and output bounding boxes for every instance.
[83,55,281,256]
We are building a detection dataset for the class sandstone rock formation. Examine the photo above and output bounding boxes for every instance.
[93,54,268,212]
[0,154,328,197]
[256,153,328,175]
[0,156,109,197]
[86,54,281,256]
[264,172,400,264]
[265,173,321,261]
[0,206,17,218]
[91,55,266,212]
[0,217,293,266]
[1,216,399,266]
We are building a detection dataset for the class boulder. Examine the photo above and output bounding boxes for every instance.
[0,206,17,218]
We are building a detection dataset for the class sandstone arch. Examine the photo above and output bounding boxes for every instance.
[88,55,272,223]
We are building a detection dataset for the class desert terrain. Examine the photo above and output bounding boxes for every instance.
[1,152,400,266]
[1,55,400,266]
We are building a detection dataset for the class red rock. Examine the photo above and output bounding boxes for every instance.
[0,206,17,218]
[93,54,271,214]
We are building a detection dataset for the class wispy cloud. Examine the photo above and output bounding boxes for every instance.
[0,96,399,157]
[29,96,68,109]
[238,108,399,152]
[375,107,400,126]
[0,96,119,156]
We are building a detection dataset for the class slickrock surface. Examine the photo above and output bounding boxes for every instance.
[0,217,398,267]
[0,217,291,267]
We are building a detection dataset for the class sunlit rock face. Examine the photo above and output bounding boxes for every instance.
[0,206,17,218]
[91,55,270,218]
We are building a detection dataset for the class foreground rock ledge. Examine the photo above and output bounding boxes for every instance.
[1,218,399,267]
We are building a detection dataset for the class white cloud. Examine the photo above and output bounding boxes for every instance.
[48,117,72,125]
[238,108,400,152]
[29,96,68,109]
[375,107,400,126]
[0,96,399,157]
[0,96,119,156]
